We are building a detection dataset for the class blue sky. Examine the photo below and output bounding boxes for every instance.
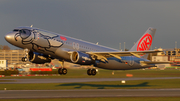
[1,0,180,50]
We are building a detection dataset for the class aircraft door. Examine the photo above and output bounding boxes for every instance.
[33,30,39,42]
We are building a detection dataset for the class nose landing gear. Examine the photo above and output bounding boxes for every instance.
[22,57,28,62]
[22,49,29,62]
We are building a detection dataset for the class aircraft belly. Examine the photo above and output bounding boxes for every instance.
[95,60,143,70]
[54,48,71,61]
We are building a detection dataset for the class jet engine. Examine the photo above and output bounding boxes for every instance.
[70,51,93,65]
[26,51,51,64]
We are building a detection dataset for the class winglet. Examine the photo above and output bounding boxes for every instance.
[129,27,156,51]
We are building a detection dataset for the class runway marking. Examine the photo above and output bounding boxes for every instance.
[1,77,180,84]
[0,89,180,99]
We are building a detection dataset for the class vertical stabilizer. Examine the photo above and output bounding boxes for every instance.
[129,27,156,52]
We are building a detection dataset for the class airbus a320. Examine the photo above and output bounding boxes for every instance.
[5,26,166,75]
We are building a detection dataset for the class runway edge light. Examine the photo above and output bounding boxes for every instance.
[121,80,126,84]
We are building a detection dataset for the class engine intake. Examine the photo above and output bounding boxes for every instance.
[70,51,93,65]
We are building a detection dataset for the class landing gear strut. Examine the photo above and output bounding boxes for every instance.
[58,60,67,75]
[87,69,97,76]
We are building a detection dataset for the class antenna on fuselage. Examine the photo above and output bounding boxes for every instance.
[30,25,33,27]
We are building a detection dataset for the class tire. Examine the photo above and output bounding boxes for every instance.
[62,68,67,75]
[22,57,25,62]
[87,69,91,75]
[58,68,63,75]
[22,57,28,62]
[91,69,96,76]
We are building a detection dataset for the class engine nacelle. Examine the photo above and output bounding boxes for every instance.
[28,51,51,64]
[70,51,93,65]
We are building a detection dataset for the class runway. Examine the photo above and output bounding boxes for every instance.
[0,89,180,99]
[1,77,180,84]
[1,77,180,98]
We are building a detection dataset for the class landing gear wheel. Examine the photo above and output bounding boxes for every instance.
[87,69,91,75]
[58,68,63,75]
[22,57,28,62]
[91,69,96,76]
[87,69,96,76]
[62,68,67,75]
[58,68,67,75]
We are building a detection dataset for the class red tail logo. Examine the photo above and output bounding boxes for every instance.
[137,33,152,51]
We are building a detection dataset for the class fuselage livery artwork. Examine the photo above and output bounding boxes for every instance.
[5,26,163,75]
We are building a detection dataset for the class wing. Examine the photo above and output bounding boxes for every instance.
[86,50,161,61]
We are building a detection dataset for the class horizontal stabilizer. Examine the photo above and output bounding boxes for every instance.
[140,61,170,66]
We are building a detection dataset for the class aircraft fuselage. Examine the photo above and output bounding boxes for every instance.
[5,26,152,70]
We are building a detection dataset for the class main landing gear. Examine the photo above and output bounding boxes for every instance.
[87,69,97,76]
[58,60,97,76]
[58,68,67,75]
[58,60,67,75]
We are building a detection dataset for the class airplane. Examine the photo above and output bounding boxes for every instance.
[5,26,166,76]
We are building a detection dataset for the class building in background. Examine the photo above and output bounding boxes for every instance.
[165,48,180,66]
[151,47,180,69]
[151,48,170,69]
[0,60,7,70]
[0,50,30,67]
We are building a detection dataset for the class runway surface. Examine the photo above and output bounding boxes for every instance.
[1,77,180,98]
[1,77,180,84]
[0,89,180,99]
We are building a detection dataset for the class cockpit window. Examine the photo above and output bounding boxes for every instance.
[19,30,26,34]
[13,29,19,32]
[19,29,31,39]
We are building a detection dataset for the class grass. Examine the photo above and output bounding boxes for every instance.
[1,69,180,79]
[1,69,180,100]
[0,79,180,90]
[1,97,180,101]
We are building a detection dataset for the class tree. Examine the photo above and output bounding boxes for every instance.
[2,45,10,50]
[0,45,3,50]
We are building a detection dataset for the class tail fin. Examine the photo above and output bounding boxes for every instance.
[129,27,156,51]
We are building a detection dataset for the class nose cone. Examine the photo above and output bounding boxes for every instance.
[5,32,16,43]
